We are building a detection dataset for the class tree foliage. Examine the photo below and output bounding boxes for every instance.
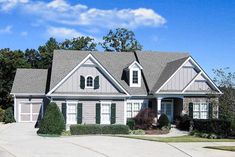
[101,28,142,52]
[213,68,235,122]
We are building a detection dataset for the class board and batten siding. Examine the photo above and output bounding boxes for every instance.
[161,66,197,91]
[53,99,125,124]
[54,65,121,94]
[186,81,212,92]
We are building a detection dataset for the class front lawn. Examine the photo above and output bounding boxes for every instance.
[118,135,235,142]
[204,146,235,152]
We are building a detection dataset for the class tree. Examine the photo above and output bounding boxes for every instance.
[24,49,41,68]
[60,37,97,51]
[38,37,60,69]
[0,49,30,109]
[37,102,65,135]
[3,107,15,123]
[101,28,142,52]
[213,68,235,122]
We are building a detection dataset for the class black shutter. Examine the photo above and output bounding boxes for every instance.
[96,103,101,124]
[80,75,85,89]
[62,103,67,123]
[77,103,82,124]
[189,102,193,119]
[111,103,116,124]
[208,102,213,119]
[94,76,99,89]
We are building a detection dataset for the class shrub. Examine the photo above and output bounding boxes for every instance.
[130,129,145,135]
[127,118,135,130]
[70,124,101,135]
[37,102,65,135]
[70,124,129,135]
[134,108,155,130]
[158,113,170,128]
[101,125,129,134]
[176,114,191,131]
[4,107,15,124]
[193,119,231,137]
[0,107,5,122]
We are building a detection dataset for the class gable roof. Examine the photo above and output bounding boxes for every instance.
[135,51,190,93]
[11,69,48,95]
[49,50,190,95]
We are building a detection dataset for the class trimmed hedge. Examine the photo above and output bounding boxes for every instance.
[70,124,129,135]
[37,102,65,135]
[158,113,170,128]
[0,107,5,122]
[176,114,191,131]
[126,118,135,130]
[193,119,231,137]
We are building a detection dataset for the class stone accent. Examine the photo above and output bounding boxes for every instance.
[183,97,219,118]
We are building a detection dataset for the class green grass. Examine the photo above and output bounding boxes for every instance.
[204,146,235,152]
[118,135,235,142]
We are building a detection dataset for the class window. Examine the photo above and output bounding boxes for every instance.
[193,102,208,119]
[132,70,138,84]
[126,101,148,118]
[101,102,111,124]
[67,102,77,124]
[86,76,93,88]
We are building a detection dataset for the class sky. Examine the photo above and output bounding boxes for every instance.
[0,0,235,77]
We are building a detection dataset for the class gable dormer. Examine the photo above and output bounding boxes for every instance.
[127,61,143,87]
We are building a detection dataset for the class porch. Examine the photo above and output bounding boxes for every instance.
[149,97,183,123]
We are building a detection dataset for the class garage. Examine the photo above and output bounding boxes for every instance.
[19,102,42,122]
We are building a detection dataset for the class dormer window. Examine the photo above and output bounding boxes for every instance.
[86,76,93,88]
[132,70,138,84]
[128,61,143,87]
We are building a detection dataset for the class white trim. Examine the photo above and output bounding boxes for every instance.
[182,71,202,93]
[128,61,143,70]
[66,101,78,124]
[155,57,222,94]
[100,101,111,124]
[124,99,127,124]
[47,54,129,96]
[85,75,94,88]
[10,93,45,96]
[129,68,141,87]
[13,95,16,120]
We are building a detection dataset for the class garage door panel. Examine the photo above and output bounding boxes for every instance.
[21,103,30,113]
[20,102,42,122]
[32,103,41,113]
[20,114,30,122]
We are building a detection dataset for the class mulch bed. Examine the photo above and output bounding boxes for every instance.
[145,129,169,135]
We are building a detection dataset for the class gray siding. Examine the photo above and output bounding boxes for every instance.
[186,81,212,92]
[161,65,197,91]
[53,99,125,125]
[15,96,44,122]
[54,65,121,94]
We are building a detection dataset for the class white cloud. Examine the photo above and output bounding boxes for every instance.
[1,0,166,29]
[0,0,28,11]
[20,31,27,36]
[0,25,12,34]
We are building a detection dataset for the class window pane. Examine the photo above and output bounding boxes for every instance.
[132,71,138,84]
[193,112,200,119]
[193,104,200,111]
[200,103,208,111]
[133,103,140,111]
[200,111,208,119]
[86,76,93,87]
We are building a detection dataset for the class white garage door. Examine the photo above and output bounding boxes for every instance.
[19,102,42,122]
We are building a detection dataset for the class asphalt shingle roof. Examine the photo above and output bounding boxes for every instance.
[49,50,189,95]
[11,69,48,94]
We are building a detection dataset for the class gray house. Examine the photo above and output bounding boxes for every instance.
[11,50,222,126]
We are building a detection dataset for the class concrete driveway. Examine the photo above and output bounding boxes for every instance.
[0,123,234,157]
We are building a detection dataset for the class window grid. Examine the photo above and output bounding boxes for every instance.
[132,71,138,84]
[126,102,147,118]
[193,102,208,119]
[86,76,93,87]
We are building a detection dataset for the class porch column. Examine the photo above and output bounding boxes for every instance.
[157,97,162,119]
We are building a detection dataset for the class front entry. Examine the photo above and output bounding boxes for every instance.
[161,100,173,122]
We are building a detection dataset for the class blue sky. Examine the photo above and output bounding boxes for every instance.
[0,0,235,77]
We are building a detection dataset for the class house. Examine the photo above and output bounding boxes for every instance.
[11,50,222,126]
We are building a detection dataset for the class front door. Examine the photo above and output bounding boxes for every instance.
[161,100,173,122]
[101,103,111,124]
